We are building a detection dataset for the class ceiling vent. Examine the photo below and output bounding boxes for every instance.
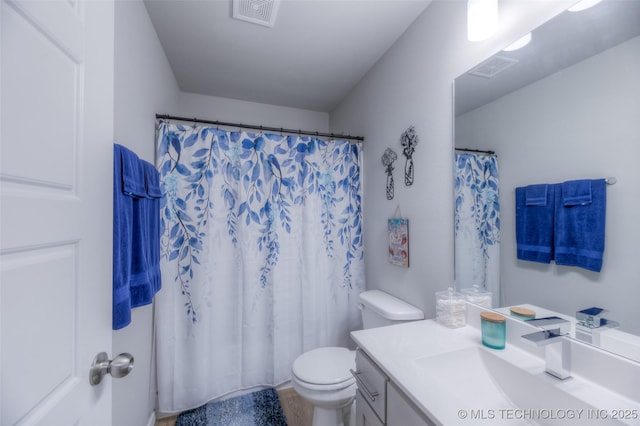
[468,55,519,78]
[232,0,280,28]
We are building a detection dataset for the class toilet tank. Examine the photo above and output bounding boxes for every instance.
[358,290,424,329]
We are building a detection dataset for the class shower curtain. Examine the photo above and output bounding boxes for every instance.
[155,121,364,413]
[454,153,500,307]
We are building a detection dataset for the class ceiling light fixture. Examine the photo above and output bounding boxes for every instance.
[503,32,532,51]
[467,0,499,42]
[568,0,603,12]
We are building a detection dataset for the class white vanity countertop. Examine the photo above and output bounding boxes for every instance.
[351,319,640,425]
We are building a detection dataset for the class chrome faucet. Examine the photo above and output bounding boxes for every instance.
[522,317,571,380]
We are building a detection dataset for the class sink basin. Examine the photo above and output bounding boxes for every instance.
[414,347,624,425]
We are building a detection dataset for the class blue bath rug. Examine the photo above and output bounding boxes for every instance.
[175,388,288,426]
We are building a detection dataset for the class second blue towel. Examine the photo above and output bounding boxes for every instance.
[554,179,606,272]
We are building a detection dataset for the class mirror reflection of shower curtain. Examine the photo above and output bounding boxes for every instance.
[154,121,364,413]
[454,153,500,307]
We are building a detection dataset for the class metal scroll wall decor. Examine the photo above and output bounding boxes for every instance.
[381,148,398,200]
[400,125,419,186]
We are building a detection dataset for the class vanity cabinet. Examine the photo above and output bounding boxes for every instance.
[354,349,434,426]
[387,381,434,426]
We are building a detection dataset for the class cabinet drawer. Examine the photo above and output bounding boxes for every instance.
[353,349,388,422]
[356,389,384,426]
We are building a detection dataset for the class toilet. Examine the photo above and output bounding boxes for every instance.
[291,290,424,426]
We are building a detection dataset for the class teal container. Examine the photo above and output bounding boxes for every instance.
[481,311,506,350]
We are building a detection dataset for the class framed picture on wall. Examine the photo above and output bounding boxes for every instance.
[388,217,409,268]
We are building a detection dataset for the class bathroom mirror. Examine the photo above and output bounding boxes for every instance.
[453,0,640,362]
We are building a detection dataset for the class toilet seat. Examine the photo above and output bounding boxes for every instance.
[292,347,355,390]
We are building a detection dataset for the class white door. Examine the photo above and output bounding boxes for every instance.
[1,0,114,424]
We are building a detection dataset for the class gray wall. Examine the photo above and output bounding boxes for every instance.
[456,35,640,335]
[330,0,573,319]
[114,1,179,425]
[177,92,330,132]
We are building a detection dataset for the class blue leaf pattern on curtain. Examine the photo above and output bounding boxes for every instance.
[155,121,365,412]
[454,153,500,306]
[157,122,363,323]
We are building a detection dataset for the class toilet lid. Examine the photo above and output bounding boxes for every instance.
[292,347,355,385]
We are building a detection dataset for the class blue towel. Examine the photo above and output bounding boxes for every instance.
[144,160,162,198]
[143,161,162,295]
[129,160,162,308]
[554,179,606,272]
[120,146,146,198]
[562,179,592,206]
[113,145,162,330]
[516,184,555,263]
[113,144,134,329]
[525,184,548,206]
[129,194,152,308]
[133,161,161,300]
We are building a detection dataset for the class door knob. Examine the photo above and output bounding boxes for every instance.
[89,352,134,385]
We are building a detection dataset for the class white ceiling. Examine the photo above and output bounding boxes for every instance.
[143,0,432,112]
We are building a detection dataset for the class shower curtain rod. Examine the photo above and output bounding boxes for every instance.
[455,147,496,155]
[156,114,364,142]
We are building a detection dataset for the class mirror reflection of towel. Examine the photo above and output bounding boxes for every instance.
[562,179,592,206]
[525,184,548,206]
[554,179,606,272]
[516,185,554,263]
